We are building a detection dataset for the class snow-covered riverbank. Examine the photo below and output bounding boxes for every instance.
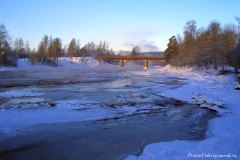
[125,66,240,160]
[0,57,102,70]
[1,59,240,159]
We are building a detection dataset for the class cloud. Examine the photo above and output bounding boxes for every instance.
[124,42,135,47]
[128,27,163,40]
[139,42,159,52]
[120,26,165,51]
[124,40,159,52]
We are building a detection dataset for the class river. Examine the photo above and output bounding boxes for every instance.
[0,67,216,160]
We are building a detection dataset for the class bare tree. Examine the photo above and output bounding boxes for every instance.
[67,38,77,60]
[221,24,238,66]
[48,38,62,63]
[14,38,27,58]
[183,20,197,54]
[205,21,222,69]
[35,35,49,64]
[0,24,17,66]
[231,17,240,72]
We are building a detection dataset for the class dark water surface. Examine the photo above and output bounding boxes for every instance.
[0,106,215,160]
[0,67,216,160]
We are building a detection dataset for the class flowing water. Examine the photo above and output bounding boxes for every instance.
[0,67,216,160]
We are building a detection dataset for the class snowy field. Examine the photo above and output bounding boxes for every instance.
[0,58,240,159]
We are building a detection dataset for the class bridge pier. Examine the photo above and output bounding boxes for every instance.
[98,57,166,69]
[144,60,148,69]
[120,60,124,68]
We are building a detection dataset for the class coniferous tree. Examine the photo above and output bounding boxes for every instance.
[131,46,141,57]
[165,36,179,62]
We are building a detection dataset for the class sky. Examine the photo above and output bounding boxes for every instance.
[1,0,240,52]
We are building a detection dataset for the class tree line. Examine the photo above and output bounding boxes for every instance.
[0,23,161,67]
[165,18,240,72]
[0,24,116,66]
[0,24,17,66]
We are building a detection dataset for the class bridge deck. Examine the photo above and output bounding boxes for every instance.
[98,57,166,61]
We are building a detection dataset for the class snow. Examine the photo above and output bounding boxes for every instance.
[0,99,120,137]
[235,84,240,90]
[0,91,45,98]
[1,61,240,159]
[0,104,116,137]
[57,57,100,68]
[56,100,99,110]
[0,99,166,137]
[116,106,138,114]
[0,57,111,70]
[0,98,162,137]
[17,58,32,68]
[124,66,240,160]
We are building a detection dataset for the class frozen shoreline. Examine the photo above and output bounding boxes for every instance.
[125,66,240,160]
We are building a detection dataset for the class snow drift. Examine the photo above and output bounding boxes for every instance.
[0,57,103,70]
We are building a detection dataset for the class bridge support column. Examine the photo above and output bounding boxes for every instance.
[120,60,124,68]
[144,60,148,69]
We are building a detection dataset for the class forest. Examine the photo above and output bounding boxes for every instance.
[0,24,117,66]
[1,18,240,72]
[165,18,240,72]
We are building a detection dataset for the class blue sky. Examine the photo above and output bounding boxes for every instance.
[1,0,239,51]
